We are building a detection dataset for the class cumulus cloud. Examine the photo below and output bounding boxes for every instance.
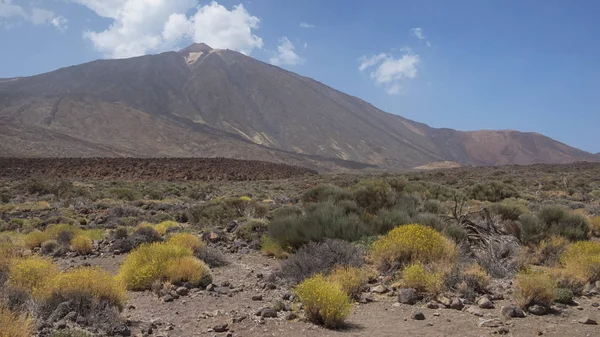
[270,37,304,66]
[0,0,67,30]
[74,0,263,59]
[359,52,420,95]
[300,22,315,28]
[410,27,431,47]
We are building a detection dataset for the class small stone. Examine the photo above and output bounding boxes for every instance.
[578,316,598,325]
[359,293,374,304]
[437,296,452,307]
[411,311,425,320]
[54,320,67,330]
[226,332,233,337]
[528,305,548,316]
[495,327,510,335]
[433,312,440,317]
[282,293,292,301]
[501,305,525,318]
[591,302,599,308]
[477,297,494,309]
[213,324,229,332]
[63,311,78,322]
[285,312,298,320]
[252,294,263,301]
[465,306,484,317]
[206,284,215,291]
[260,308,278,318]
[163,294,174,303]
[231,315,247,323]
[398,288,420,305]
[176,287,189,296]
[477,318,502,328]
[450,298,464,310]
[371,285,389,294]
[426,301,440,309]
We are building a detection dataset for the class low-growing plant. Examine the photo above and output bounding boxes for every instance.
[560,241,600,284]
[372,208,411,235]
[164,256,212,288]
[23,230,48,249]
[168,233,205,251]
[490,199,528,221]
[155,221,180,236]
[372,224,456,271]
[0,303,32,337]
[401,262,445,295]
[529,236,568,266]
[514,270,557,310]
[8,257,59,296]
[302,184,351,203]
[71,235,93,255]
[108,188,142,201]
[519,214,545,245]
[295,274,352,329]
[352,179,396,213]
[590,216,600,237]
[236,219,268,242]
[461,263,492,294]
[260,235,288,259]
[554,288,574,304]
[326,266,371,300]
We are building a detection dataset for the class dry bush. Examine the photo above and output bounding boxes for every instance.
[529,236,568,266]
[235,219,268,242]
[0,303,32,337]
[461,263,492,293]
[560,241,600,284]
[589,216,600,237]
[23,230,48,249]
[281,239,364,284]
[372,224,456,271]
[164,256,212,288]
[70,235,93,255]
[400,262,445,295]
[167,233,205,251]
[514,270,557,310]
[260,235,288,259]
[326,266,371,300]
[295,274,351,329]
[8,257,59,297]
[155,221,181,236]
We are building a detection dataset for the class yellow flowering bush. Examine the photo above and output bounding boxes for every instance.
[154,221,180,236]
[167,233,205,251]
[401,262,445,295]
[22,224,104,250]
[560,241,600,283]
[326,266,371,300]
[119,242,211,290]
[295,274,351,329]
[164,256,212,288]
[372,224,456,270]
[514,270,557,310]
[590,216,600,237]
[47,267,126,309]
[0,303,32,337]
[70,235,93,255]
[8,257,58,296]
[23,230,48,249]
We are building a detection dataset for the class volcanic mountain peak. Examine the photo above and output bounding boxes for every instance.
[180,43,213,53]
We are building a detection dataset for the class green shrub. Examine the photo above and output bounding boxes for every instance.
[295,274,351,329]
[108,188,142,201]
[236,219,268,242]
[469,181,519,202]
[421,199,445,214]
[514,270,556,310]
[351,179,396,213]
[302,184,351,203]
[372,209,411,235]
[413,213,444,232]
[538,206,589,241]
[519,214,545,245]
[554,288,574,304]
[490,199,528,221]
[268,202,368,249]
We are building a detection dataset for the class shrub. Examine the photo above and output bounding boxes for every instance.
[0,303,32,337]
[168,233,205,251]
[155,221,180,236]
[186,202,238,227]
[113,226,161,253]
[326,266,371,300]
[490,199,528,221]
[164,256,212,288]
[118,242,210,290]
[372,224,456,271]
[46,267,126,310]
[401,262,445,295]
[372,209,411,235]
[302,184,351,203]
[108,188,141,201]
[281,239,364,284]
[514,270,556,310]
[462,263,492,293]
[413,213,444,232]
[268,202,368,249]
[539,205,589,241]
[260,235,288,259]
[554,288,574,304]
[590,216,600,237]
[8,257,59,296]
[530,236,568,266]
[519,214,545,245]
[70,235,93,255]
[23,230,48,249]
[352,179,396,213]
[469,181,519,202]
[560,241,600,284]
[421,199,445,214]
[236,219,268,242]
[295,274,351,329]
[194,246,228,268]
[40,240,59,256]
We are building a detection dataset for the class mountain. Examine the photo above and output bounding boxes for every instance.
[0,43,596,171]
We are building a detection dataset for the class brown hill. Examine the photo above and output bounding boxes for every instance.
[0,43,596,170]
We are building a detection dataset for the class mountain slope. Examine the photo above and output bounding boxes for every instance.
[0,43,596,169]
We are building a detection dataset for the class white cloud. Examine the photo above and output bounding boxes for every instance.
[300,22,315,28]
[270,37,304,66]
[359,52,420,95]
[74,0,263,59]
[0,0,66,30]
[410,27,431,47]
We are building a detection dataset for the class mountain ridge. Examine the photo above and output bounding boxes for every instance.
[0,43,596,171]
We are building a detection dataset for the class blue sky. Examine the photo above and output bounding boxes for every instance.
[1,0,599,153]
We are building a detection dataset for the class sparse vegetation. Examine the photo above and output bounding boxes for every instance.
[295,274,352,329]
[514,270,557,310]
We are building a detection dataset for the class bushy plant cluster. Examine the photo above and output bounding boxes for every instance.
[295,274,352,329]
[401,262,445,295]
[22,224,103,256]
[326,266,371,300]
[0,303,32,337]
[186,197,268,227]
[519,205,589,244]
[514,270,557,310]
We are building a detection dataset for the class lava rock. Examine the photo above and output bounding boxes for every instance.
[398,288,420,305]
[213,323,229,332]
[501,305,525,318]
[528,305,548,316]
[578,316,598,325]
[176,287,189,296]
[477,297,495,309]
[260,308,278,318]
[411,311,425,320]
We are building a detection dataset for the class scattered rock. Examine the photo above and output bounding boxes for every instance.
[501,305,525,318]
[478,318,502,328]
[113,325,132,336]
[54,320,67,330]
[260,308,278,318]
[591,302,599,308]
[226,332,233,337]
[285,312,298,320]
[528,305,548,316]
[163,294,174,303]
[231,315,247,323]
[578,316,598,325]
[477,297,494,309]
[495,327,510,335]
[426,301,440,309]
[252,294,263,301]
[371,285,389,294]
[398,288,420,305]
[176,287,189,296]
[48,301,71,323]
[282,293,292,301]
[206,284,215,292]
[465,306,484,317]
[213,323,229,332]
[411,311,425,320]
[359,293,374,304]
[63,311,78,322]
[450,298,465,310]
[436,296,452,307]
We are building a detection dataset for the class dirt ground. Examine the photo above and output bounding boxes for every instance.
[61,250,600,337]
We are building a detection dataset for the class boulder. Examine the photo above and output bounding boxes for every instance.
[501,305,525,318]
[411,311,425,320]
[398,288,420,305]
